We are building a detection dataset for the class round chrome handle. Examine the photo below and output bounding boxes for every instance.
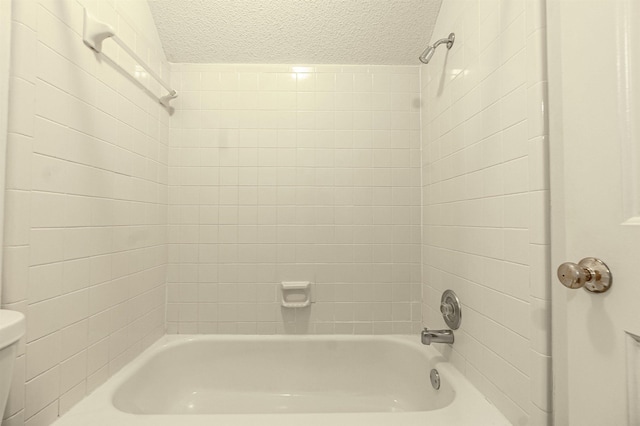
[440,302,454,316]
[440,290,461,330]
[557,257,612,293]
[557,262,591,289]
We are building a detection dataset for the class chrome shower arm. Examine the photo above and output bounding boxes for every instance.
[418,32,455,64]
[432,33,455,50]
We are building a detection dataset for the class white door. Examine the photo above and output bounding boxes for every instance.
[548,0,640,425]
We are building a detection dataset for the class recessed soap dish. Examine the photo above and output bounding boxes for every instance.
[281,281,311,308]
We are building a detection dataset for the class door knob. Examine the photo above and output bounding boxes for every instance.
[557,257,612,293]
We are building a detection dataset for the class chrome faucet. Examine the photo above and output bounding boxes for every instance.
[422,290,461,345]
[421,328,454,345]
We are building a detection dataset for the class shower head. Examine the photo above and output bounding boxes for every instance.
[418,46,436,64]
[418,32,455,64]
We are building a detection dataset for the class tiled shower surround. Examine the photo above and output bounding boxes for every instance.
[3,0,168,424]
[167,65,423,334]
[420,0,551,425]
[1,0,554,425]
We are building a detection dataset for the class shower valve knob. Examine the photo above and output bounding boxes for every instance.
[440,290,461,330]
[440,302,454,316]
[557,257,612,293]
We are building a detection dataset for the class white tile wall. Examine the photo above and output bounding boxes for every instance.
[2,0,555,424]
[168,64,422,335]
[420,0,550,425]
[2,0,169,424]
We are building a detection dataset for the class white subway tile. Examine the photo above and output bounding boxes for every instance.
[26,331,60,381]
[529,297,551,355]
[23,401,57,426]
[529,244,551,300]
[8,78,35,136]
[59,320,88,361]
[58,380,85,415]
[2,246,29,304]
[530,350,552,411]
[4,190,30,246]
[10,22,36,82]
[59,350,87,394]
[4,355,25,418]
[26,298,61,342]
[24,366,59,419]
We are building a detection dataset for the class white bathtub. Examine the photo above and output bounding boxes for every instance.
[53,335,510,426]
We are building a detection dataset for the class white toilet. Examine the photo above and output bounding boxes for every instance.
[0,310,25,417]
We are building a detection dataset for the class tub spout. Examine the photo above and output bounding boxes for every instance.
[421,328,454,345]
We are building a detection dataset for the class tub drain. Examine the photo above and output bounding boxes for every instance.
[430,369,440,390]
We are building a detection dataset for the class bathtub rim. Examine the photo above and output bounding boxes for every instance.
[113,333,456,414]
[52,334,511,426]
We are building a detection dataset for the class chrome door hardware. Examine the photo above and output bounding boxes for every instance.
[557,257,612,293]
[440,290,462,329]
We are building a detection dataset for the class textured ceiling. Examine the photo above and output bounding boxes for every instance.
[147,0,443,65]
